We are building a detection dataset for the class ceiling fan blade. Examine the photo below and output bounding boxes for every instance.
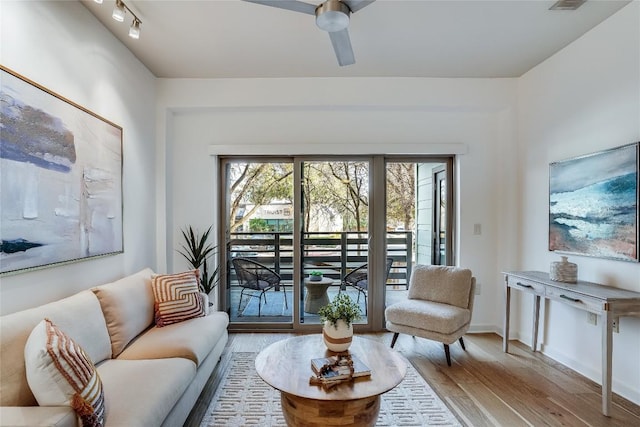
[328,29,355,66]
[342,0,376,13]
[242,0,317,15]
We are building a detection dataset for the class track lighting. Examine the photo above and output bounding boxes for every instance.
[112,0,125,22]
[96,0,142,39]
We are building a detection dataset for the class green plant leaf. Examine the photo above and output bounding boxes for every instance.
[176,225,219,293]
[318,293,362,328]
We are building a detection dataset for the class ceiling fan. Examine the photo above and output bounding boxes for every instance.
[243,0,376,66]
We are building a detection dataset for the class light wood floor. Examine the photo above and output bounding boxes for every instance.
[186,332,640,427]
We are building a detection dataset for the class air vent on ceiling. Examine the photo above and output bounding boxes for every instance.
[549,0,586,10]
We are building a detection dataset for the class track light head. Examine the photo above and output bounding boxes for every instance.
[129,18,141,39]
[112,0,126,22]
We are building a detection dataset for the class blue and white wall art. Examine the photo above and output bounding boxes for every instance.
[0,66,123,274]
[549,143,638,262]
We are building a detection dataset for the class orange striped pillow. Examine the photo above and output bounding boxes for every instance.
[151,270,205,327]
[24,319,105,427]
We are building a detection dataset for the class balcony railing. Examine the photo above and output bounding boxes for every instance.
[227,231,413,287]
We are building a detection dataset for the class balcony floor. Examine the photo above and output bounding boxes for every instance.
[228,285,408,324]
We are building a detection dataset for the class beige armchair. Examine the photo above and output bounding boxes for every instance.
[385,265,476,366]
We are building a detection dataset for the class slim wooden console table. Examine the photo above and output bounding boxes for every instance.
[503,271,640,416]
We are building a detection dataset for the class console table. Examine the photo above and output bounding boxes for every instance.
[503,271,640,416]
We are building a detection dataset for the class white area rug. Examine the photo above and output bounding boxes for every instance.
[200,352,461,427]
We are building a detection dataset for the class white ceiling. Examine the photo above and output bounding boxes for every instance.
[81,0,630,79]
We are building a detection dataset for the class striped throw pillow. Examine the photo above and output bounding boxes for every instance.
[24,319,105,427]
[151,270,205,327]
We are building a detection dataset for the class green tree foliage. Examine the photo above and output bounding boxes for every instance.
[249,218,270,232]
[229,161,416,234]
[302,161,369,232]
[386,163,415,230]
[228,163,293,232]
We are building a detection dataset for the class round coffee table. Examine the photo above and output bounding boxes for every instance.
[303,277,333,313]
[255,335,407,427]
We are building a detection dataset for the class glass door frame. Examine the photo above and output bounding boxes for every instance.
[294,156,378,332]
[218,154,455,332]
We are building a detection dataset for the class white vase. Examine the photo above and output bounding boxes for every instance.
[322,319,353,352]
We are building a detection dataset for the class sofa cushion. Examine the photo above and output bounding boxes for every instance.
[385,299,471,335]
[0,407,77,427]
[92,268,155,357]
[151,270,205,327]
[97,358,196,427]
[407,265,473,308]
[117,311,229,366]
[0,290,111,406]
[24,319,105,427]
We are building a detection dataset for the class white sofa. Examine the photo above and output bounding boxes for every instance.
[0,268,229,427]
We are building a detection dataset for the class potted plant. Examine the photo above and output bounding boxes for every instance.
[177,225,220,296]
[318,293,362,352]
[309,270,324,281]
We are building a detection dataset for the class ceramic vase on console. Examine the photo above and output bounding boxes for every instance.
[322,319,353,352]
[550,256,577,283]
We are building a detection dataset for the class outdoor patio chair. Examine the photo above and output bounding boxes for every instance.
[385,265,476,366]
[340,257,394,315]
[232,257,287,317]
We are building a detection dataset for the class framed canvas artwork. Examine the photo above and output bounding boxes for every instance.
[0,65,123,274]
[549,143,638,262]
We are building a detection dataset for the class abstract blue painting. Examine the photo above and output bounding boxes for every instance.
[0,66,123,274]
[549,143,638,262]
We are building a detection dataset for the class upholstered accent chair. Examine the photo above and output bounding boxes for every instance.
[340,257,394,315]
[231,257,287,317]
[385,265,476,366]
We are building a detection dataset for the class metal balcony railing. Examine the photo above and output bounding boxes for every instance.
[227,231,412,288]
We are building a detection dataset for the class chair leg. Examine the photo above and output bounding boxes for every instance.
[363,293,367,315]
[238,288,246,311]
[390,333,399,348]
[258,290,269,317]
[282,285,288,309]
[443,344,452,366]
[459,337,466,351]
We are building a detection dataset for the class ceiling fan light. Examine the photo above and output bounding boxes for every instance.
[315,0,350,32]
[112,0,126,22]
[316,11,349,32]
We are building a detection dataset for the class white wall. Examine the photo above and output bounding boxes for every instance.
[4,0,636,407]
[517,1,640,404]
[156,77,518,332]
[0,1,157,315]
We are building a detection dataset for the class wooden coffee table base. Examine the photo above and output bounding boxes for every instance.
[281,392,380,427]
[255,335,406,427]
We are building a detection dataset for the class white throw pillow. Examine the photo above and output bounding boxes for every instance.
[24,319,105,427]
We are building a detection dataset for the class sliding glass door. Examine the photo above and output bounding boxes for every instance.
[299,160,370,325]
[384,160,453,312]
[220,155,453,331]
[223,160,294,324]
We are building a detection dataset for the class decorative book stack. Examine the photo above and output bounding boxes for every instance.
[309,354,371,389]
